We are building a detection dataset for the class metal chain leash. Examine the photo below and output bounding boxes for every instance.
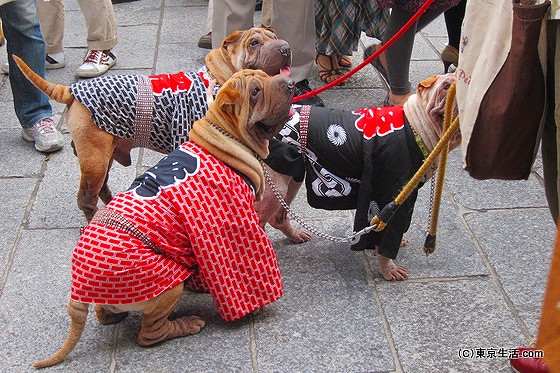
[260,160,376,244]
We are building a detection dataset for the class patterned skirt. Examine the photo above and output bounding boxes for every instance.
[315,0,389,56]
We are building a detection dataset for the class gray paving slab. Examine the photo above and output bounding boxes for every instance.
[0,178,35,271]
[464,208,555,336]
[0,0,555,372]
[377,279,526,373]
[259,218,394,373]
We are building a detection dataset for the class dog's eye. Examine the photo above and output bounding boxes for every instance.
[252,87,261,97]
[444,83,450,90]
[250,39,260,47]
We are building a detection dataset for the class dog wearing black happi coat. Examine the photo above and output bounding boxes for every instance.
[257,74,461,281]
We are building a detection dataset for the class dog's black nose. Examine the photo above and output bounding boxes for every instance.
[280,45,291,58]
[287,79,295,92]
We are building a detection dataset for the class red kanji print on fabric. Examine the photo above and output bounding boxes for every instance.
[352,106,405,139]
[149,71,194,96]
[71,141,283,322]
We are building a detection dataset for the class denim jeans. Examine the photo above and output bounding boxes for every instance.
[0,0,52,129]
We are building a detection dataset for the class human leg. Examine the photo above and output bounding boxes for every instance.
[261,0,272,27]
[78,0,118,51]
[443,0,466,50]
[0,0,64,152]
[383,8,443,105]
[36,0,66,69]
[272,0,323,106]
[75,0,118,77]
[314,0,359,84]
[211,0,255,48]
[198,0,213,49]
[441,0,466,72]
[0,0,51,128]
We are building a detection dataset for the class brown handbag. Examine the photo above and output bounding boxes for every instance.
[458,0,551,180]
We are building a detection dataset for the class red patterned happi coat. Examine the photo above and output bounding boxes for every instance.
[71,141,283,321]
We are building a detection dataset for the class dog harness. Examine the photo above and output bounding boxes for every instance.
[71,141,283,322]
[265,105,426,259]
[69,67,220,154]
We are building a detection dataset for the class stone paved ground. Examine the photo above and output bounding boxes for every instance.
[0,1,554,372]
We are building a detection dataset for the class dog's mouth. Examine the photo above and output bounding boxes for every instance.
[254,106,296,141]
[280,65,291,77]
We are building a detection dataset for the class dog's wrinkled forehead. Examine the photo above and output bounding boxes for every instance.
[228,69,269,90]
[416,73,455,100]
[223,27,278,50]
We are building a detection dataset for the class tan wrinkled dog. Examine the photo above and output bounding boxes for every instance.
[257,74,461,281]
[33,69,295,369]
[13,27,291,222]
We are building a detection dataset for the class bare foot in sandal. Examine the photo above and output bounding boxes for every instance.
[315,53,344,85]
[376,252,408,281]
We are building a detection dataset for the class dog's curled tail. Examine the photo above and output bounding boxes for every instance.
[33,301,89,369]
[12,55,74,105]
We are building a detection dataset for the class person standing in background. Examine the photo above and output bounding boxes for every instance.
[364,0,461,106]
[37,0,118,78]
[211,0,324,107]
[0,0,64,152]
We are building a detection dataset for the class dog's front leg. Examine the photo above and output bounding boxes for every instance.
[257,165,311,243]
[137,282,205,346]
[269,178,311,243]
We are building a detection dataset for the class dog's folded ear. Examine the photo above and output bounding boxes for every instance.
[218,85,241,104]
[214,85,241,115]
[417,75,438,94]
[221,30,243,51]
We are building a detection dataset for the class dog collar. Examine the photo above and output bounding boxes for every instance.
[204,118,259,159]
[409,124,430,160]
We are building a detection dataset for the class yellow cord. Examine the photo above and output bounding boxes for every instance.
[370,82,460,237]
[423,82,457,254]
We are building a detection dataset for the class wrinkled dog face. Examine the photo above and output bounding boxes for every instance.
[417,73,457,125]
[225,28,292,77]
[220,69,295,158]
[417,73,461,150]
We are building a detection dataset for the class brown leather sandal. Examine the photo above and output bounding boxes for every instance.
[338,55,352,69]
[315,53,344,85]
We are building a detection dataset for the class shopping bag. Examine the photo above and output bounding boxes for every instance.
[456,0,551,180]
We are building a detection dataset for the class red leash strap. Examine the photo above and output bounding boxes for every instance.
[292,0,436,103]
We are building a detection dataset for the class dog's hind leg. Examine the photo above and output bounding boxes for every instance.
[137,283,205,346]
[98,159,114,206]
[95,304,129,325]
[71,126,116,221]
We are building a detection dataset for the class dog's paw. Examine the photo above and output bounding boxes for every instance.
[288,229,312,244]
[175,315,206,335]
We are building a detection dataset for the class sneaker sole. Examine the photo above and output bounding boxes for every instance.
[75,59,116,78]
[46,62,66,70]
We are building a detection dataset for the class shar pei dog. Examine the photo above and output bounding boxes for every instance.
[13,27,291,221]
[32,69,296,368]
[257,73,461,281]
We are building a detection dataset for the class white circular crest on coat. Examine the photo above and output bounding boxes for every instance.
[326,123,347,146]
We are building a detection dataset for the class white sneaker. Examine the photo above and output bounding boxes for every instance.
[46,51,66,70]
[1,61,8,74]
[75,49,116,78]
[22,117,64,152]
